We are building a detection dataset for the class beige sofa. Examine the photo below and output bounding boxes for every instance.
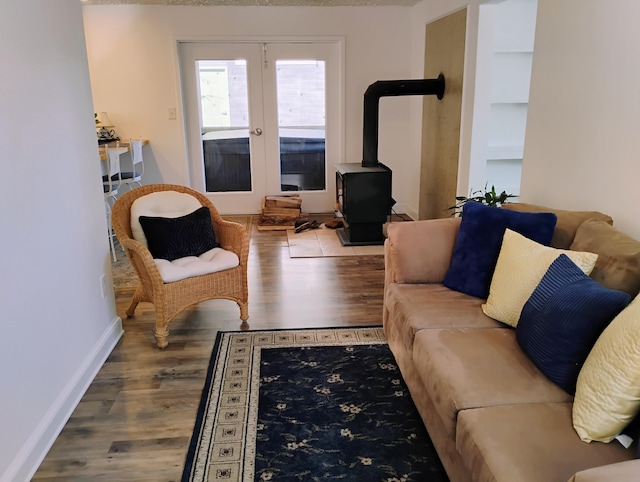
[383,204,640,482]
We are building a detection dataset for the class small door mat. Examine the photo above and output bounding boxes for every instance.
[286,226,384,257]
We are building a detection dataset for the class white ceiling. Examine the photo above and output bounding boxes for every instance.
[82,0,421,6]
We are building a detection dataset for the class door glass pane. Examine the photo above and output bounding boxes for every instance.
[198,59,252,192]
[275,60,326,192]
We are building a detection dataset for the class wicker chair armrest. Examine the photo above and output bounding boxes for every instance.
[119,236,151,259]
[118,237,163,284]
[216,220,250,262]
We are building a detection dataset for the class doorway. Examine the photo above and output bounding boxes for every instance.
[179,40,342,214]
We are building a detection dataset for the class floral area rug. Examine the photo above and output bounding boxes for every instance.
[111,215,253,291]
[181,327,448,482]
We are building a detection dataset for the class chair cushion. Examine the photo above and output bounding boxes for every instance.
[154,247,239,283]
[102,174,121,182]
[131,191,203,249]
[139,206,220,261]
[120,171,141,180]
[443,202,557,298]
[516,254,630,395]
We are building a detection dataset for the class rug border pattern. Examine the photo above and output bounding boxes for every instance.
[183,327,387,482]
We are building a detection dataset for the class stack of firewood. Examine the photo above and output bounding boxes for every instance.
[257,194,306,231]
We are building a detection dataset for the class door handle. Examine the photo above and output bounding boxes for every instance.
[250,128,263,136]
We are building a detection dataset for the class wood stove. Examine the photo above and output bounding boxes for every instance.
[335,162,392,245]
[336,75,445,245]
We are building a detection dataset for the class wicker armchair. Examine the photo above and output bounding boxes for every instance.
[111,184,249,348]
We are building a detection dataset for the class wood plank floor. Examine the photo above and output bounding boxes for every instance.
[33,215,397,481]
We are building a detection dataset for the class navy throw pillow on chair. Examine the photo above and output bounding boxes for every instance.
[516,254,631,395]
[443,201,557,298]
[139,206,220,261]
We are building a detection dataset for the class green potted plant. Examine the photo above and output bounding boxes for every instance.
[448,184,516,216]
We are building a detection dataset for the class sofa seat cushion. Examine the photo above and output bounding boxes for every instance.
[412,328,572,439]
[456,403,633,482]
[384,283,503,354]
[569,460,640,482]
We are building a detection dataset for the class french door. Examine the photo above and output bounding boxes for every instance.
[179,40,342,214]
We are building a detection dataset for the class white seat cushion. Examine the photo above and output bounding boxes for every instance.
[154,247,239,283]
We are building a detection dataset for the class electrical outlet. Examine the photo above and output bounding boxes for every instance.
[100,274,107,298]
[168,107,177,120]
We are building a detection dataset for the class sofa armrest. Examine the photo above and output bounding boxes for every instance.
[568,459,640,481]
[385,217,461,285]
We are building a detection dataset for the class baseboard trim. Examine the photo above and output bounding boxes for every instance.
[2,316,123,482]
[393,203,417,221]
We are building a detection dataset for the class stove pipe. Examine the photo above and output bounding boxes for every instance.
[362,74,445,168]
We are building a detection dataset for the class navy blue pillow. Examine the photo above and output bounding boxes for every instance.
[139,206,220,261]
[443,202,557,298]
[516,254,631,395]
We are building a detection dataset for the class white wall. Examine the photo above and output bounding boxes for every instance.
[522,0,640,240]
[0,2,123,480]
[83,5,416,213]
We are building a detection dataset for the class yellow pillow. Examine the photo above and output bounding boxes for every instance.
[573,295,640,442]
[482,229,598,327]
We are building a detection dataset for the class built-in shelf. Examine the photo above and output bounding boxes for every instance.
[487,158,523,197]
[487,145,524,160]
[491,51,533,104]
[490,101,529,105]
[492,49,533,54]
[474,0,537,197]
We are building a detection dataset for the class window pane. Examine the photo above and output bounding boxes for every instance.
[198,59,252,192]
[276,60,326,192]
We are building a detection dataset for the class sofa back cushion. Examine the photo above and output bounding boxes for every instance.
[502,202,613,249]
[570,219,640,297]
[386,217,461,284]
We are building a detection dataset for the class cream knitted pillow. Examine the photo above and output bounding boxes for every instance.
[573,295,640,442]
[482,229,598,327]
